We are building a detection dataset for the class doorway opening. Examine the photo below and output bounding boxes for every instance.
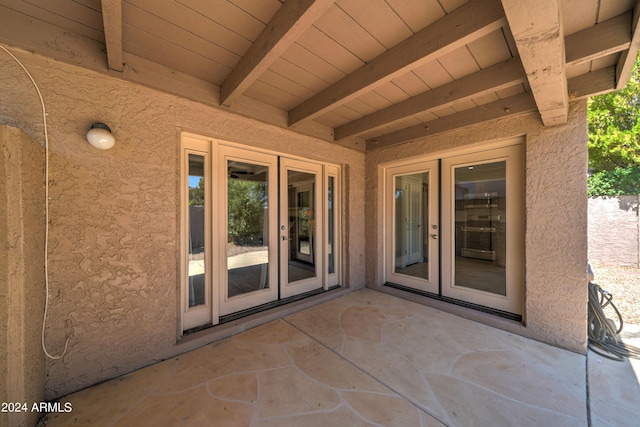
[385,144,524,318]
[181,135,341,331]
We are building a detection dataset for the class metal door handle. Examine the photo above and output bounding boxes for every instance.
[430,234,438,240]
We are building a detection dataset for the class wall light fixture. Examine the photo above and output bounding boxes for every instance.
[86,123,115,150]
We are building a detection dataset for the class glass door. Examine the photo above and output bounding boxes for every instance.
[441,145,524,315]
[280,158,324,298]
[385,160,439,294]
[183,149,213,329]
[219,146,279,316]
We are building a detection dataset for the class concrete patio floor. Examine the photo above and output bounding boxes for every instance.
[39,289,640,427]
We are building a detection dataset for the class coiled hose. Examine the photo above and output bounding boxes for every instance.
[588,282,640,361]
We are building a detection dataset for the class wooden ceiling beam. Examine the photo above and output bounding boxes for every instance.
[366,93,537,150]
[220,0,335,107]
[568,66,616,99]
[366,93,536,151]
[100,0,123,72]
[288,0,507,126]
[335,58,526,140]
[501,0,567,126]
[566,12,631,67]
[616,0,640,89]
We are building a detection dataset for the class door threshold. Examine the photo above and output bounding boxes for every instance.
[184,286,342,336]
[384,282,522,322]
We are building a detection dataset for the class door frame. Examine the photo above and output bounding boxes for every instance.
[382,139,525,316]
[384,160,440,294]
[180,133,341,331]
[218,146,280,316]
[441,144,524,315]
[279,157,324,298]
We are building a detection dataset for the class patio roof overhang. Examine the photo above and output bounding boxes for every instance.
[0,0,638,152]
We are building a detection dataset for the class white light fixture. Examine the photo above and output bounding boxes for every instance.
[86,123,115,150]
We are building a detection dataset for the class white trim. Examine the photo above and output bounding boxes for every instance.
[180,132,342,330]
[381,138,525,316]
[181,137,216,330]
[377,135,525,169]
[441,144,524,315]
[280,157,324,298]
[384,160,440,294]
[218,146,279,316]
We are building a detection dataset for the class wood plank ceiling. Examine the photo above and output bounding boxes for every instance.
[0,0,638,152]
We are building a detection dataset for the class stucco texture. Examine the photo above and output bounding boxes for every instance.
[0,46,366,399]
[588,195,640,267]
[0,125,46,427]
[365,101,589,354]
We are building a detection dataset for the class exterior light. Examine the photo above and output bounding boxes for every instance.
[86,123,115,150]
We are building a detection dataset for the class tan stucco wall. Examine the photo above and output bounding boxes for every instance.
[588,196,640,267]
[0,125,46,427]
[0,46,366,399]
[366,101,589,353]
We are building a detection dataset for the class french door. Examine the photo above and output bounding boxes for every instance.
[219,147,279,316]
[441,145,523,315]
[279,158,324,298]
[181,136,339,330]
[385,160,440,294]
[385,144,524,316]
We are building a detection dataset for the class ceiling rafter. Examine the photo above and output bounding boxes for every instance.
[501,0,567,127]
[616,0,640,89]
[100,0,123,72]
[565,12,631,68]
[568,66,615,99]
[220,0,335,107]
[366,92,537,150]
[335,58,526,140]
[288,0,507,126]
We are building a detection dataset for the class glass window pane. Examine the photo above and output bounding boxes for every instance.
[394,172,429,281]
[227,161,269,298]
[454,161,506,295]
[287,170,316,283]
[188,154,206,307]
[328,176,335,275]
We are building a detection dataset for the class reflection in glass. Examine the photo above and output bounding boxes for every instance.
[327,176,335,274]
[454,161,506,295]
[227,161,269,298]
[394,172,429,281]
[287,170,316,283]
[188,154,206,307]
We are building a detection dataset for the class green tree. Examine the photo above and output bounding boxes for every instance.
[588,57,640,196]
[189,177,205,206]
[227,179,267,245]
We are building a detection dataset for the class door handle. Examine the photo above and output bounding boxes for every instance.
[281,235,287,241]
[429,234,438,240]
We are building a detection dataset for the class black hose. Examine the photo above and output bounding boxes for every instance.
[588,282,640,361]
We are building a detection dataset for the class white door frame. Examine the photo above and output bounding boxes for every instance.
[385,160,440,294]
[441,145,524,315]
[218,146,279,316]
[280,157,324,298]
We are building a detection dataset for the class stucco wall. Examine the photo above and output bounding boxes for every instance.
[0,126,46,427]
[366,101,589,353]
[588,196,639,267]
[0,46,366,399]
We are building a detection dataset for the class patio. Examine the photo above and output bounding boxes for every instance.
[38,289,640,427]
